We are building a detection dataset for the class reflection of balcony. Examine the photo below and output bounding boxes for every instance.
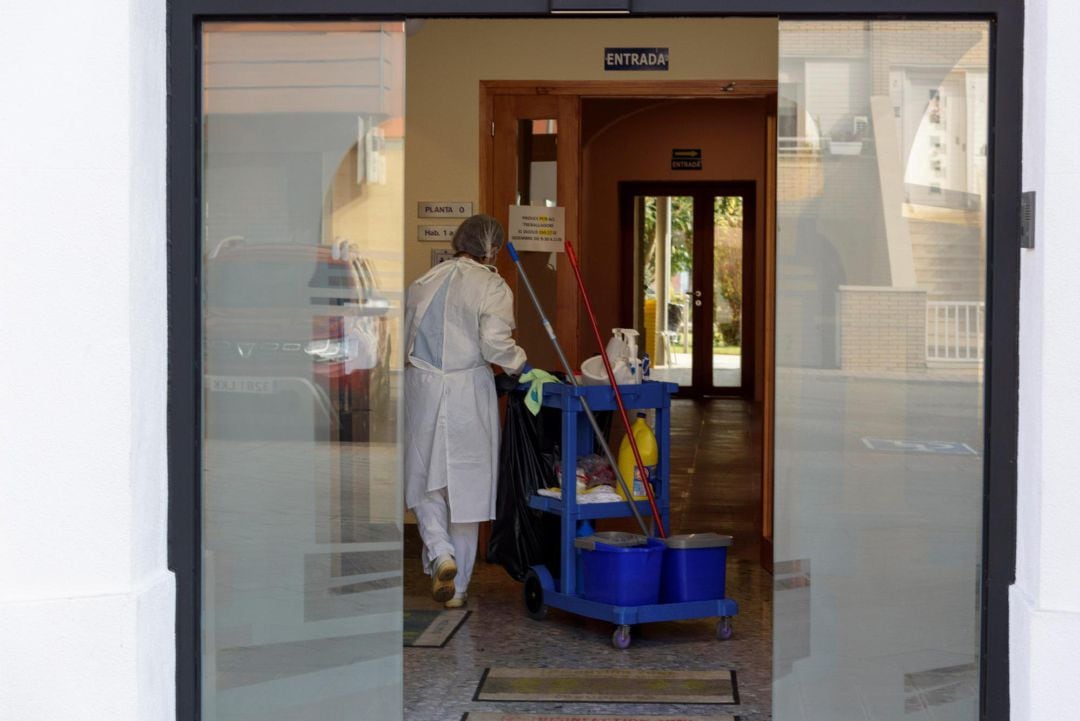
[828,140,863,156]
[927,301,984,364]
[778,136,822,157]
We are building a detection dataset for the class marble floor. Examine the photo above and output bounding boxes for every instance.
[404,398,773,721]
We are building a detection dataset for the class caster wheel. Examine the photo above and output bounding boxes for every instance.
[612,625,633,649]
[523,571,548,621]
[717,617,734,641]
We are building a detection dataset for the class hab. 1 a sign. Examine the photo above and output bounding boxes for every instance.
[508,205,565,253]
[604,47,669,72]
[417,224,459,242]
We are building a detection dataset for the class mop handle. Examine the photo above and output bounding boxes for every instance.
[563,241,667,538]
[506,243,652,538]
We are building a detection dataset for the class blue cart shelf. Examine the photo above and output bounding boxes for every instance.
[522,380,739,648]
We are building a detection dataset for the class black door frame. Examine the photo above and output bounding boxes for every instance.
[168,2,1022,719]
[619,180,757,398]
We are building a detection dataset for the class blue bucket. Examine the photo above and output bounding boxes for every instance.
[575,534,665,606]
[660,533,733,603]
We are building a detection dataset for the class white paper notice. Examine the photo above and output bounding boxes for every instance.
[508,205,565,253]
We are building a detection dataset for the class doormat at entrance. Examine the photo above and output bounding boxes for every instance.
[462,713,736,721]
[473,668,738,705]
[403,609,470,648]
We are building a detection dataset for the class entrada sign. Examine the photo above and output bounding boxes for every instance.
[671,148,703,170]
[604,47,669,71]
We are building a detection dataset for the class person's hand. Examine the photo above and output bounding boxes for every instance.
[494,372,519,397]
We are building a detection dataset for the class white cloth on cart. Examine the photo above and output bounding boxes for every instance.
[538,486,624,504]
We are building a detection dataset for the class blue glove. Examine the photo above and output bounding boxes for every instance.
[519,362,534,376]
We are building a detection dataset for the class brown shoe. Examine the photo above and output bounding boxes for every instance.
[431,555,457,603]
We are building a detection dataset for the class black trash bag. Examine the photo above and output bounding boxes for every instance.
[487,388,561,581]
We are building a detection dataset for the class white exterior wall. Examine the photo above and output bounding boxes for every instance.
[0,1,1075,720]
[0,0,174,719]
[1013,0,1080,718]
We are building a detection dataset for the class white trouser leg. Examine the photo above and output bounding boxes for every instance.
[412,489,454,575]
[449,521,480,596]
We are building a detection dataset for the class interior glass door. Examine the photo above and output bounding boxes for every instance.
[200,22,405,721]
[709,195,747,392]
[631,187,752,396]
[773,20,990,721]
[635,195,696,388]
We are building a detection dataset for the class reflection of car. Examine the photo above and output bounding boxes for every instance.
[204,238,391,442]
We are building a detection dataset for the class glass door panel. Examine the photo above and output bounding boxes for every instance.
[774,20,989,721]
[635,195,695,388]
[200,22,405,721]
[712,196,744,390]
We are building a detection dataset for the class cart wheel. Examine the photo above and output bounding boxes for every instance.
[612,625,633,649]
[523,571,548,621]
[716,617,734,641]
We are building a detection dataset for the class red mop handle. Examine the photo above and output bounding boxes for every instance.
[564,241,667,538]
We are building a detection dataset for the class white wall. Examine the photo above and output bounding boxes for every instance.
[0,3,1072,719]
[1013,0,1080,717]
[0,0,174,719]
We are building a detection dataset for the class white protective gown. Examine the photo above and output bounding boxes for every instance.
[404,257,527,523]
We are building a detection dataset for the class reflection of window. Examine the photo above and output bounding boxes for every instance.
[779,84,800,139]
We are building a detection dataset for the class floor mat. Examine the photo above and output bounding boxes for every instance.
[462,713,736,721]
[473,668,738,705]
[403,609,470,648]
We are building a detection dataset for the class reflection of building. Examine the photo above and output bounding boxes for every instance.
[777,22,988,371]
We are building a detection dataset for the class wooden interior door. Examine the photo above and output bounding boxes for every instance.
[478,91,581,556]
[483,92,581,371]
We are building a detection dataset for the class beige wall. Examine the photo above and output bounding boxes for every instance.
[404,17,779,285]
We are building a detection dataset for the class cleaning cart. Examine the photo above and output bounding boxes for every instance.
[522,379,739,648]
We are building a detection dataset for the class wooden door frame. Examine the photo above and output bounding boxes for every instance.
[477,80,773,375]
[479,79,777,369]
[761,96,777,573]
[480,80,778,571]
[616,180,758,399]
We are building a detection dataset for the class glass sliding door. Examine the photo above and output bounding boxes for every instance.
[773,20,989,721]
[200,23,405,721]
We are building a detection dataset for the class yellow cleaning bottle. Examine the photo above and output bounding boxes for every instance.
[616,412,658,501]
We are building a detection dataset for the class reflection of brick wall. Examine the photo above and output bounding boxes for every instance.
[838,286,927,372]
[777,158,823,202]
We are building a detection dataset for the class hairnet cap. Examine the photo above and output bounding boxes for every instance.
[452,214,505,260]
